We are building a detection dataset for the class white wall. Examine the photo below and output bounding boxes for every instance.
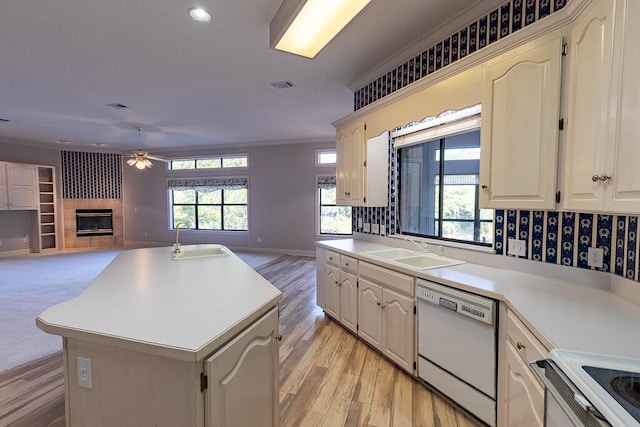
[123,141,338,253]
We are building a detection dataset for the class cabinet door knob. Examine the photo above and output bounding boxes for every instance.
[276,334,283,342]
[481,184,488,189]
[334,281,338,285]
[592,174,612,182]
[338,282,342,286]
[381,304,386,308]
[516,341,525,350]
[376,301,381,306]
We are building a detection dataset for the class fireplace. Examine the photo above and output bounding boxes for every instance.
[76,209,114,237]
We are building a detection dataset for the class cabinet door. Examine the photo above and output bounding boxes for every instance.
[607,0,640,212]
[358,278,383,349]
[205,307,279,427]
[481,37,562,209]
[0,163,7,210]
[348,122,366,206]
[501,341,544,427]
[339,271,358,333]
[336,131,350,205]
[316,249,327,309]
[6,163,37,210]
[381,288,415,373]
[324,264,340,319]
[563,0,615,211]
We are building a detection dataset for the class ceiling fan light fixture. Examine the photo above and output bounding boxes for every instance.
[270,0,371,58]
[189,7,212,23]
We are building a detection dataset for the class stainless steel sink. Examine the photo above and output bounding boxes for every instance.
[171,244,230,260]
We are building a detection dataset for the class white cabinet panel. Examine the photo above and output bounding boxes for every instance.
[339,270,358,333]
[381,288,414,373]
[481,36,562,209]
[358,278,383,348]
[502,342,544,427]
[1,162,38,210]
[0,163,7,209]
[325,264,340,319]
[205,308,279,427]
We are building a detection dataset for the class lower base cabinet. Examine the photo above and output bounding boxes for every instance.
[205,307,280,427]
[502,341,544,427]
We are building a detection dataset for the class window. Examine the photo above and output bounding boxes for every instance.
[316,149,337,166]
[317,175,352,235]
[169,154,248,170]
[398,129,493,245]
[169,177,248,231]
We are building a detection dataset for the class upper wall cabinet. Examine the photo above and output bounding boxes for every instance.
[480,36,563,210]
[0,162,38,210]
[563,0,640,213]
[336,120,389,207]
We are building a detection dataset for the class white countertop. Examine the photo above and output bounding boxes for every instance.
[317,239,640,359]
[37,245,282,362]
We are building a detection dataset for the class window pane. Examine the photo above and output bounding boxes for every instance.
[196,158,222,169]
[222,156,248,168]
[224,188,247,204]
[173,205,195,227]
[442,184,476,221]
[318,150,337,165]
[320,206,352,234]
[320,187,336,205]
[198,205,222,229]
[171,160,195,170]
[223,206,248,230]
[198,189,222,204]
[173,189,196,204]
[442,221,475,241]
[399,142,438,236]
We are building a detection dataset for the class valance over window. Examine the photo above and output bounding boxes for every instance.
[167,176,248,192]
[317,175,336,189]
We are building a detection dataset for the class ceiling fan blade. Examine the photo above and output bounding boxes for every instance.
[126,158,137,166]
[144,159,154,168]
[146,154,169,162]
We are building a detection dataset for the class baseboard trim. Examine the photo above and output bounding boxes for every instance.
[0,249,31,258]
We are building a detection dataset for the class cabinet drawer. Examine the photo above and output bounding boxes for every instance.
[326,250,340,266]
[341,255,358,274]
[507,310,549,365]
[358,261,414,296]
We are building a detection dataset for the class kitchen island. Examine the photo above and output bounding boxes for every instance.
[37,245,282,427]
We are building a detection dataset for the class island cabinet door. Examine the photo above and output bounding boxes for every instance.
[205,307,279,427]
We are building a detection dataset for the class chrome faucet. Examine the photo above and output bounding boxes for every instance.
[173,222,189,254]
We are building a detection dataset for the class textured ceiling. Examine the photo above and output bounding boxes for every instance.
[0,0,503,154]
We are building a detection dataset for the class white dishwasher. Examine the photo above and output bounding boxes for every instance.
[416,278,497,426]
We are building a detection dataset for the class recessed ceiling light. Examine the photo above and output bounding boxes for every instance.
[0,118,10,123]
[189,7,212,23]
[54,139,71,144]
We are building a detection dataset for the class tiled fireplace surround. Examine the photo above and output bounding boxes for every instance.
[62,199,124,249]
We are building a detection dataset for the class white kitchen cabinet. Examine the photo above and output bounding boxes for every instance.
[318,250,358,333]
[335,120,388,207]
[480,35,563,210]
[498,309,548,427]
[205,307,279,427]
[358,262,415,373]
[563,0,640,213]
[0,162,38,210]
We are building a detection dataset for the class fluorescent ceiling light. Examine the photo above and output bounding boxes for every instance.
[270,0,371,59]
[189,7,212,23]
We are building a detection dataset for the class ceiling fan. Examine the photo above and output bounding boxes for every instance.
[126,127,168,169]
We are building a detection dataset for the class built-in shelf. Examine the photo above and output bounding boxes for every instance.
[37,166,57,251]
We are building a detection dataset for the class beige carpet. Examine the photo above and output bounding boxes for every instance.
[0,248,281,373]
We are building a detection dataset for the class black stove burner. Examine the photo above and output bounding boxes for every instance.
[583,365,640,423]
[611,376,640,409]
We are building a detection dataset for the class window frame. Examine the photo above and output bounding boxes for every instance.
[396,129,492,247]
[168,154,249,171]
[169,176,249,232]
[316,173,352,237]
[315,149,337,166]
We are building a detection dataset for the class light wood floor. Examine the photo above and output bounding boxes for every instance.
[0,255,483,427]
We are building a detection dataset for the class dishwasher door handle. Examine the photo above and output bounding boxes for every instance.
[438,297,457,311]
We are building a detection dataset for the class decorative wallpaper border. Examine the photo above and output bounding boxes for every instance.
[353,0,567,111]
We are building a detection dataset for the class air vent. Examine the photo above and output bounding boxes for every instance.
[270,80,296,89]
[106,103,128,109]
[0,118,10,122]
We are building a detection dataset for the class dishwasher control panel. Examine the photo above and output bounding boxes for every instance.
[416,279,495,325]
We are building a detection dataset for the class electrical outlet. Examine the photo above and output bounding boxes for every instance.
[357,218,363,228]
[371,224,380,234]
[257,236,262,243]
[77,357,92,389]
[363,223,371,233]
[22,235,28,243]
[507,238,527,257]
[587,247,604,269]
